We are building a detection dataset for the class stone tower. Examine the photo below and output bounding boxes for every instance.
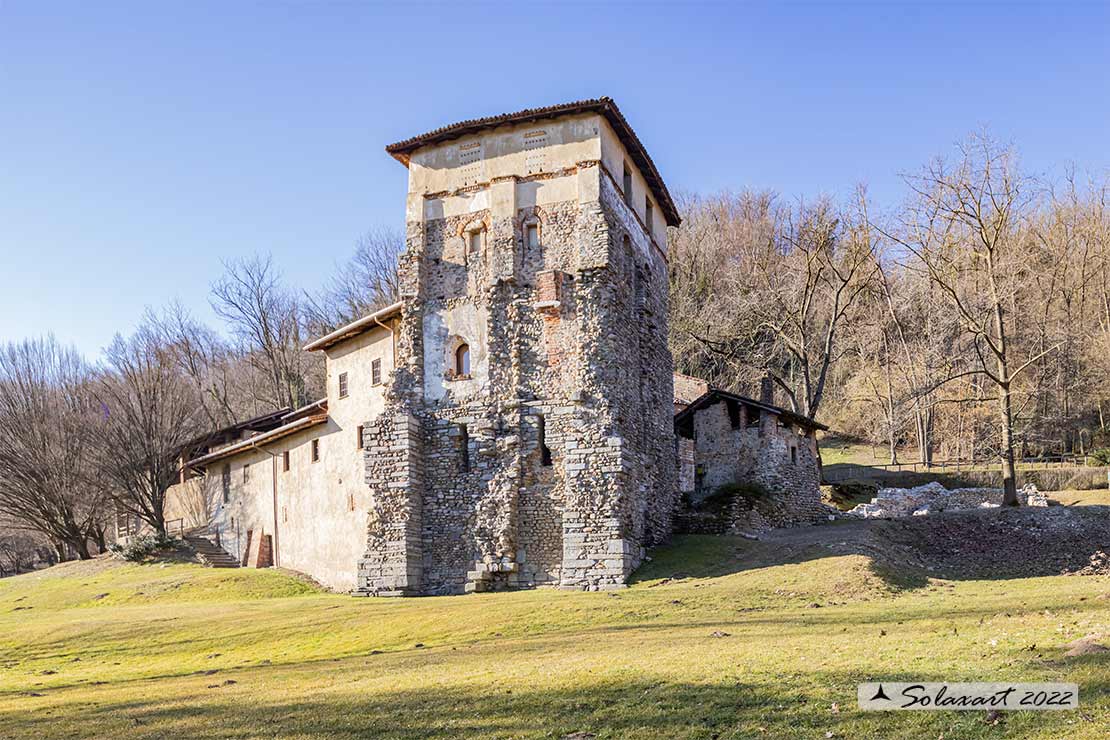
[357,99,680,595]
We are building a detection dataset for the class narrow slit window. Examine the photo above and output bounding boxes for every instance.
[459,424,470,473]
[357,425,364,450]
[538,415,552,467]
[243,464,250,483]
[311,439,320,463]
[622,162,633,205]
[371,358,382,386]
[338,372,349,398]
[221,464,231,503]
[282,450,290,472]
[791,446,798,465]
[526,223,539,251]
[347,493,355,512]
[645,198,653,233]
[456,343,470,376]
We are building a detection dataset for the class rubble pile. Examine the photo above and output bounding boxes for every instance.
[848,481,1048,519]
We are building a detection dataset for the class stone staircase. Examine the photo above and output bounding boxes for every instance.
[184,533,240,568]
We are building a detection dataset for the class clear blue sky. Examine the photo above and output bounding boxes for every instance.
[2,1,1108,356]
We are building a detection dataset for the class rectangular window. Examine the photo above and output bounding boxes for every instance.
[347,493,355,512]
[282,450,290,472]
[282,506,288,523]
[623,162,633,206]
[469,230,482,254]
[645,198,653,233]
[727,400,741,429]
[747,408,761,427]
[338,372,349,398]
[526,224,539,250]
[357,425,364,450]
[243,464,250,483]
[221,464,231,503]
[459,424,470,473]
[311,439,320,463]
[371,358,382,386]
[791,446,798,465]
[538,415,552,467]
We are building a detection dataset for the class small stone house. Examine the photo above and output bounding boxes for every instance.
[673,379,828,531]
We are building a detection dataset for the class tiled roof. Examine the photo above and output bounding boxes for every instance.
[385,97,681,227]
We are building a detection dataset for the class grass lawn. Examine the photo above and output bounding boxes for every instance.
[1,532,1108,739]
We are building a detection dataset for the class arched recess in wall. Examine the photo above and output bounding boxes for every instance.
[458,218,488,266]
[521,213,543,261]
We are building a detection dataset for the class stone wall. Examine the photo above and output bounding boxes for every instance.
[678,398,824,531]
[357,145,676,595]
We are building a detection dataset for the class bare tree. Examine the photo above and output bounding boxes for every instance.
[95,321,206,536]
[669,191,876,419]
[145,301,239,429]
[0,337,107,559]
[211,255,321,411]
[305,227,404,332]
[888,134,1057,505]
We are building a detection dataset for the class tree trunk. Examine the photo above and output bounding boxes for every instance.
[999,381,1019,506]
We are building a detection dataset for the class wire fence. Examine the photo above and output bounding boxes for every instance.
[822,454,1099,483]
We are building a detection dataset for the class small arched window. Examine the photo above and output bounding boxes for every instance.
[455,343,470,376]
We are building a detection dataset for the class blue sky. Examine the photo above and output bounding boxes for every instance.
[2,1,1108,356]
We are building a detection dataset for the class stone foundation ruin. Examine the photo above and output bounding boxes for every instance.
[847,481,1049,519]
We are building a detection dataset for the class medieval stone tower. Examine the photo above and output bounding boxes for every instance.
[357,99,679,595]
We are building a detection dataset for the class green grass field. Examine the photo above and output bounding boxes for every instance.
[2,527,1108,739]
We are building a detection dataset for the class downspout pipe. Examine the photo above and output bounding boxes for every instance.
[372,312,398,369]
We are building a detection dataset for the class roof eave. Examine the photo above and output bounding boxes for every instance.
[183,414,329,468]
[385,97,681,228]
[303,301,403,352]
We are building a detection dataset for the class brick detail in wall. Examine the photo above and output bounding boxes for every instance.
[356,181,677,596]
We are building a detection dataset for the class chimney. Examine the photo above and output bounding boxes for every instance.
[759,376,775,406]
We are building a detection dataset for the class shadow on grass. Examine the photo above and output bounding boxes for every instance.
[632,531,932,593]
[3,663,1102,740]
[636,504,1110,592]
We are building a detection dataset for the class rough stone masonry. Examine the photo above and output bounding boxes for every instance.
[357,99,680,595]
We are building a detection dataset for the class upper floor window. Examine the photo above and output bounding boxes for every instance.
[456,343,471,377]
[311,439,320,463]
[282,450,290,472]
[645,197,653,234]
[221,464,231,503]
[338,372,349,398]
[371,358,382,386]
[526,223,540,251]
[623,162,633,206]
[469,229,482,255]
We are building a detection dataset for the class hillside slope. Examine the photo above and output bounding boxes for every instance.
[1,528,1108,739]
